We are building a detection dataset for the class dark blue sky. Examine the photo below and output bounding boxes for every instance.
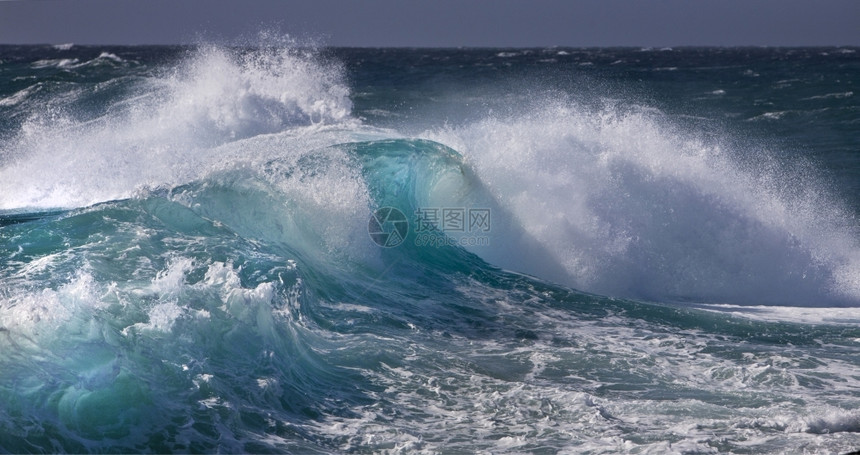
[1,0,859,47]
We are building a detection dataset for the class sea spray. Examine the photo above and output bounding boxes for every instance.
[0,44,353,210]
[425,100,860,305]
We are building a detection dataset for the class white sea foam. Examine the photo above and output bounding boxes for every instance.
[30,58,79,69]
[95,52,123,63]
[0,43,354,210]
[0,86,37,107]
[803,91,854,100]
[425,99,860,306]
[748,110,790,121]
[694,304,860,324]
[306,280,860,453]
[0,270,101,347]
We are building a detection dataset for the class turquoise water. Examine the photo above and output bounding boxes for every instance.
[1,43,859,453]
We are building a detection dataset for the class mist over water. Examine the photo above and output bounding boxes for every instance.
[427,101,860,306]
[1,42,859,453]
[0,44,353,210]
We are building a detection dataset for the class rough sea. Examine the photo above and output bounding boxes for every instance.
[1,41,859,453]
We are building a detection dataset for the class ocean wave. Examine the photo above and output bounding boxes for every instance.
[0,85,39,107]
[2,44,859,310]
[802,91,854,100]
[424,102,860,306]
[2,43,860,454]
[2,187,857,452]
[31,58,79,69]
[3,53,859,307]
[0,44,354,210]
[747,110,791,121]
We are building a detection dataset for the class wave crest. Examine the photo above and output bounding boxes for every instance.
[0,43,352,210]
[426,102,860,306]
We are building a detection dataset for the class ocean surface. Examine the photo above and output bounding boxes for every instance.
[1,41,859,453]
